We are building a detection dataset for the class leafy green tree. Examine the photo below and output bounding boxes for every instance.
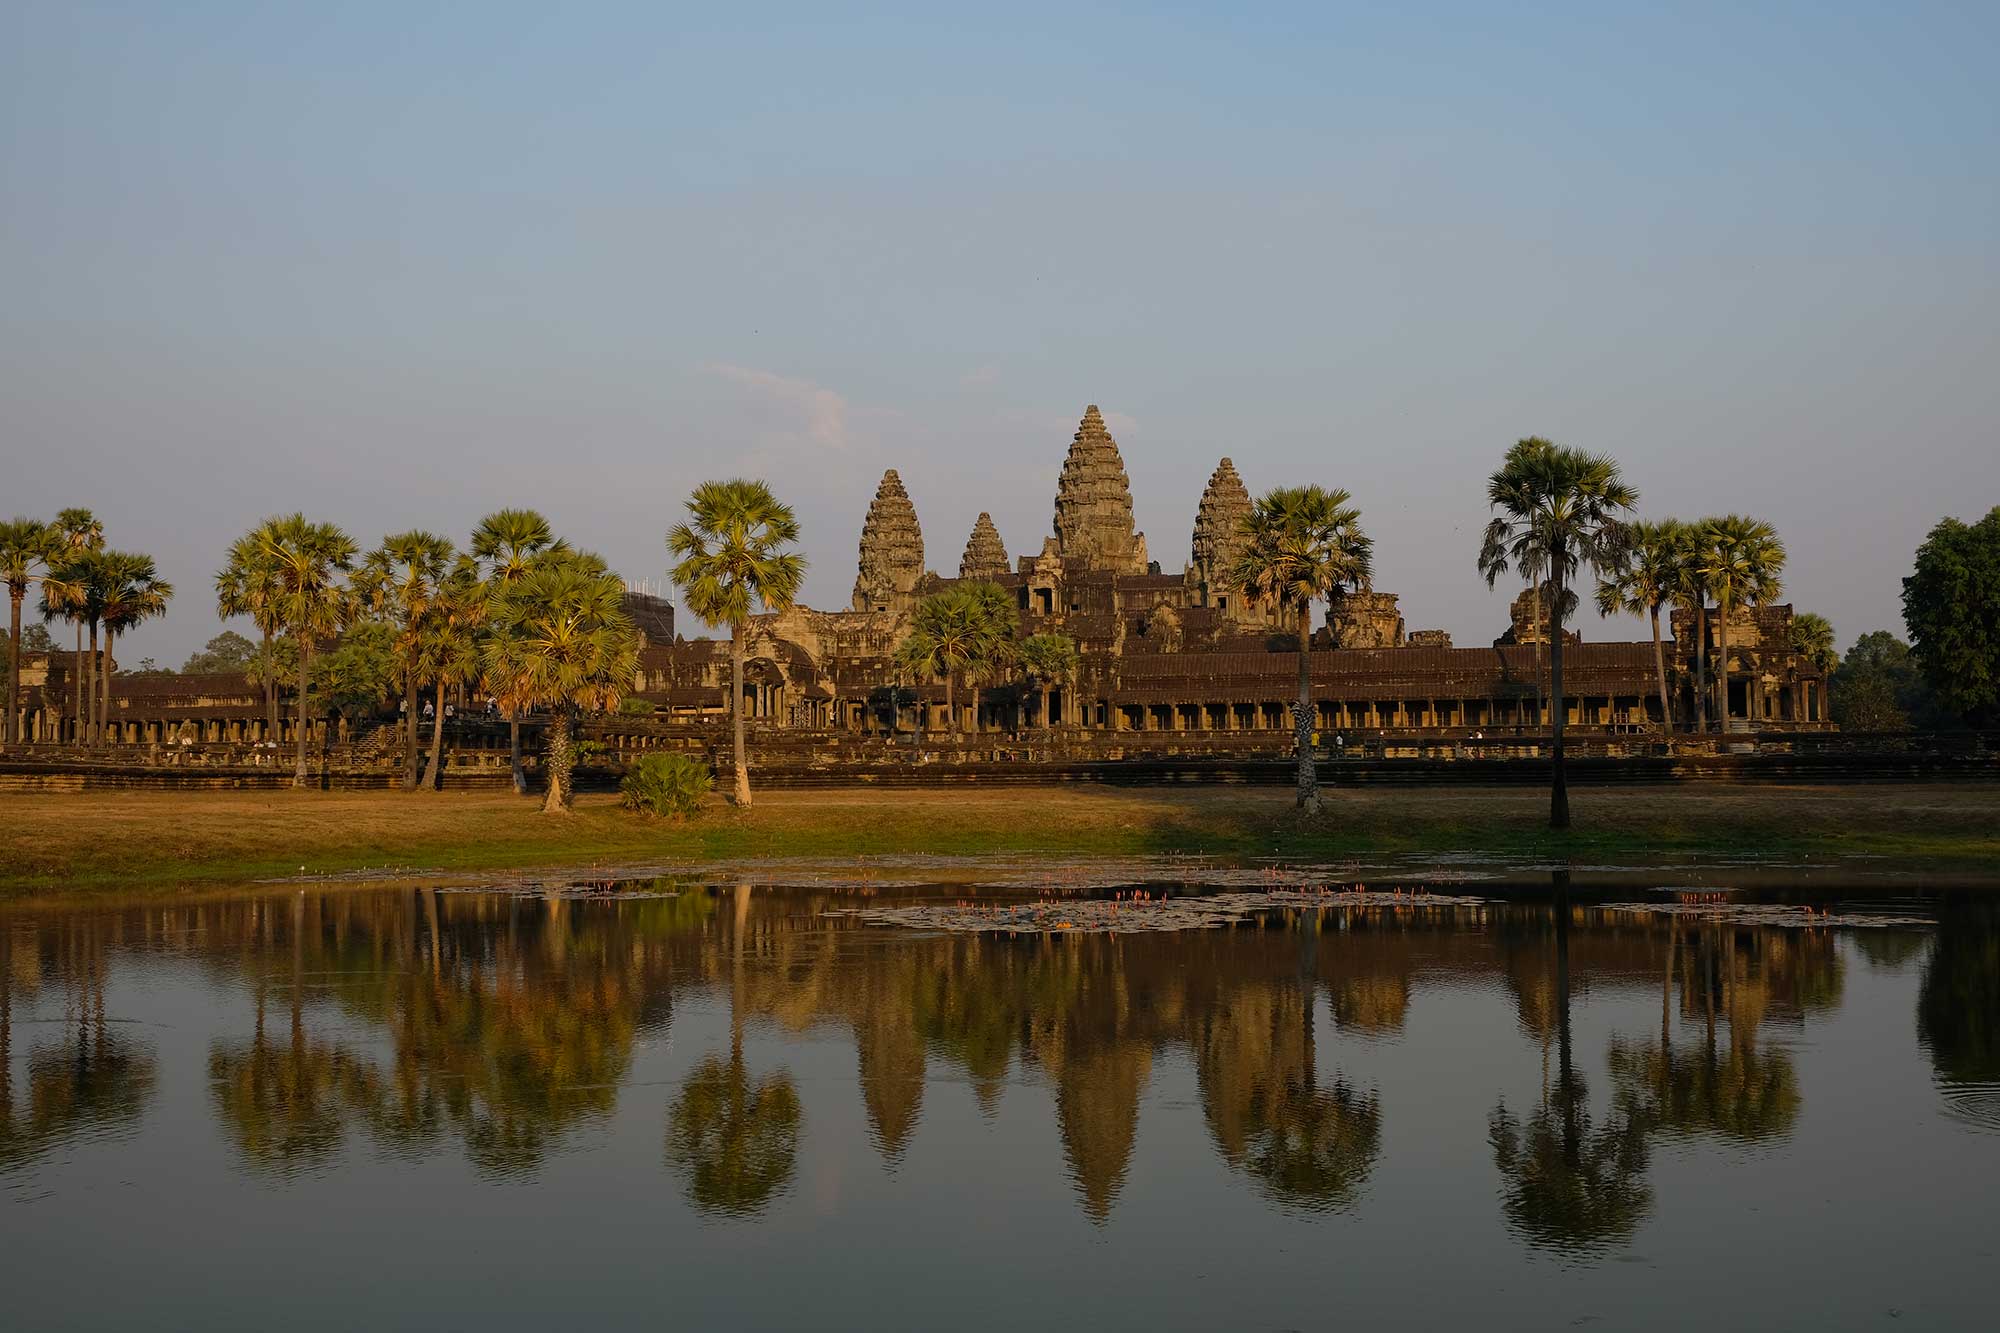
[1018,632,1080,730]
[0,518,58,744]
[668,480,806,807]
[1902,506,2000,726]
[353,531,455,790]
[1831,630,1944,731]
[181,630,258,674]
[1479,441,1636,829]
[1697,516,1786,730]
[416,559,486,791]
[470,509,560,793]
[1229,485,1373,813]
[317,619,400,734]
[216,520,289,744]
[259,516,359,787]
[895,582,1017,738]
[1596,518,1686,731]
[483,549,636,814]
[94,552,174,737]
[1789,612,1837,674]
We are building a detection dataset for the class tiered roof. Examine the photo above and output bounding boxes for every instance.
[851,469,926,611]
[958,512,1010,580]
[1053,405,1147,573]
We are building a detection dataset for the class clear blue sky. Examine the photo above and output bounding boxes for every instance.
[4,1,1995,665]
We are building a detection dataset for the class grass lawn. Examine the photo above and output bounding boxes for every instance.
[3,782,1998,898]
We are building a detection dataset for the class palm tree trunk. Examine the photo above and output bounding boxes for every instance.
[293,638,313,788]
[731,619,750,807]
[72,623,83,744]
[1295,605,1321,813]
[541,708,571,814]
[421,676,447,790]
[1716,598,1731,734]
[101,627,115,743]
[260,626,278,743]
[1532,585,1545,726]
[1549,574,1570,830]
[84,621,97,743]
[1693,604,1709,732]
[401,666,420,789]
[1649,604,1673,734]
[946,674,958,738]
[509,709,524,795]
[5,588,21,746]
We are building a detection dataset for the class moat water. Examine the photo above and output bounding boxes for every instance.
[2,877,1995,1330]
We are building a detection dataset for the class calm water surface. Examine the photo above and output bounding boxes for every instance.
[3,879,1996,1330]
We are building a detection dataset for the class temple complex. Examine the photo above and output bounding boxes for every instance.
[6,404,1833,755]
[628,405,1833,741]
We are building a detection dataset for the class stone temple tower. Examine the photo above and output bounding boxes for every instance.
[852,469,926,612]
[1052,405,1148,574]
[1188,457,1255,620]
[959,512,1009,580]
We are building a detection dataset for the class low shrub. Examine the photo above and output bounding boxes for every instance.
[619,697,657,716]
[620,753,713,820]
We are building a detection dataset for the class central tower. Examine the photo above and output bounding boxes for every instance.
[1052,405,1148,574]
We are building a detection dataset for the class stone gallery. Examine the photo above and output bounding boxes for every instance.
[635,406,1831,742]
[13,406,1831,752]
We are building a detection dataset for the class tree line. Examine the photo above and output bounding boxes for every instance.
[5,481,1996,829]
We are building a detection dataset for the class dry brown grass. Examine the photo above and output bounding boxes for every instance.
[3,781,1996,896]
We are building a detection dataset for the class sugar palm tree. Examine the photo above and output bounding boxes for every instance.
[668,481,806,808]
[1228,485,1373,814]
[416,558,487,791]
[1596,518,1685,733]
[470,509,560,793]
[44,509,104,743]
[1665,522,1712,732]
[1018,632,1080,731]
[259,515,358,787]
[1790,612,1837,674]
[354,531,455,789]
[1698,516,1786,733]
[216,521,290,745]
[895,584,1016,738]
[1478,440,1637,829]
[0,518,58,745]
[95,553,174,739]
[483,549,636,814]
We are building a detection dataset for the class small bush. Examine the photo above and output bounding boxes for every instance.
[620,697,657,716]
[620,753,712,820]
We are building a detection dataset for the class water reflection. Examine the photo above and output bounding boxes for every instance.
[1488,878,1652,1255]
[1,880,1991,1251]
[666,884,802,1216]
[1919,900,2000,1130]
[1,924,158,1171]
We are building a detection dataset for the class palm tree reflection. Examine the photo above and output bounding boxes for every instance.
[1,924,159,1171]
[666,885,801,1217]
[1489,874,1653,1255]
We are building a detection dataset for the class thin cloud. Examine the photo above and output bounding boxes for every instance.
[702,362,850,449]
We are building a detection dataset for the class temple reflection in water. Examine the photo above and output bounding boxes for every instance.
[8,878,1975,1252]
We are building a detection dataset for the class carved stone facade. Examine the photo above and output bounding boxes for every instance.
[852,469,926,613]
[41,404,1834,752]
[1187,456,1255,623]
[627,403,1834,738]
[1053,406,1149,575]
[959,513,1009,581]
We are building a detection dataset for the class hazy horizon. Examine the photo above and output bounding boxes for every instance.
[5,2,1995,667]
